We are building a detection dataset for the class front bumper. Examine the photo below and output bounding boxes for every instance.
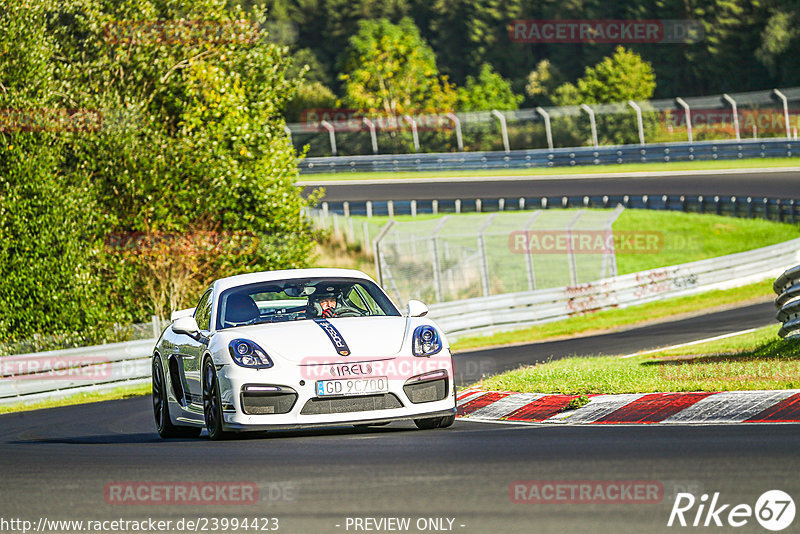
[215,353,457,431]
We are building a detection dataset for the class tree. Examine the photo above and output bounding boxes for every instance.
[553,46,656,106]
[338,17,457,116]
[458,63,523,111]
[552,47,657,146]
[0,0,315,340]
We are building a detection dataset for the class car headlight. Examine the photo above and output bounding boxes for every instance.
[228,339,273,369]
[412,325,442,357]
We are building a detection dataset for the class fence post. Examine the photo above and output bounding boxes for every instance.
[773,89,791,139]
[363,117,379,154]
[320,120,337,156]
[404,115,420,152]
[580,104,598,148]
[446,113,464,151]
[366,200,373,218]
[722,94,740,141]
[430,216,450,303]
[491,110,510,153]
[536,107,554,150]
[566,211,584,285]
[675,97,692,143]
[477,214,496,297]
[151,315,160,339]
[524,210,542,290]
[372,220,395,286]
[628,100,645,145]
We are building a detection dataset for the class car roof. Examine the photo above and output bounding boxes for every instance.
[212,268,377,294]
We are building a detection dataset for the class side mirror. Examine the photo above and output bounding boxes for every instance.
[407,300,429,317]
[173,316,200,336]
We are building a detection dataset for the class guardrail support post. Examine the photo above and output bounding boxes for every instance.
[773,89,791,139]
[320,120,337,156]
[363,117,379,154]
[446,113,464,151]
[151,315,160,339]
[491,110,510,153]
[722,94,740,141]
[628,100,645,145]
[536,107,554,150]
[675,97,692,143]
[580,104,598,148]
[404,115,420,152]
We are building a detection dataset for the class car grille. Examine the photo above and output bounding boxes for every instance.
[403,378,448,404]
[240,387,298,415]
[300,393,403,415]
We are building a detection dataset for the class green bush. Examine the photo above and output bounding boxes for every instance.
[0,0,314,344]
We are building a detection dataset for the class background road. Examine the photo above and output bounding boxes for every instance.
[304,169,800,202]
[1,301,794,534]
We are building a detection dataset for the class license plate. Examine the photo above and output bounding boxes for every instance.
[315,377,389,397]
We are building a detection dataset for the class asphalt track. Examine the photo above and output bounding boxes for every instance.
[304,168,800,202]
[2,301,797,534]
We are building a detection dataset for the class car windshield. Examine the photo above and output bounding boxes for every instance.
[216,277,401,329]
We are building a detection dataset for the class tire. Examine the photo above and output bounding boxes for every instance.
[203,358,232,441]
[438,414,456,428]
[152,357,201,439]
[414,416,443,430]
[413,414,456,430]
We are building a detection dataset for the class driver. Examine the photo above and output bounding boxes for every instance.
[313,291,339,318]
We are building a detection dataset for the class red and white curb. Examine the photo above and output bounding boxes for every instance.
[456,388,800,424]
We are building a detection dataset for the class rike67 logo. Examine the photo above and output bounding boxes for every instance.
[668,490,795,531]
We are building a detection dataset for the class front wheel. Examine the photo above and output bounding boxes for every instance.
[152,357,201,439]
[203,359,232,441]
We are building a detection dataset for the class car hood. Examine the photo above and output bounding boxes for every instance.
[219,316,408,363]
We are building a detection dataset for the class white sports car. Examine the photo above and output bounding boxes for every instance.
[151,268,456,439]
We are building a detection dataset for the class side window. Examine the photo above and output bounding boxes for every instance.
[194,289,213,331]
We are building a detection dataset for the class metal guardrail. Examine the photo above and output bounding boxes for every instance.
[775,265,800,338]
[299,138,799,174]
[0,339,154,406]
[317,194,800,224]
[430,237,800,340]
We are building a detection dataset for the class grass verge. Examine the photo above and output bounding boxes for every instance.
[298,157,800,182]
[0,382,150,415]
[475,325,800,394]
[451,279,775,353]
